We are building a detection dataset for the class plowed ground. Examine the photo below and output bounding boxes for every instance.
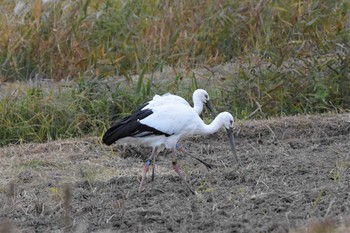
[1,114,350,233]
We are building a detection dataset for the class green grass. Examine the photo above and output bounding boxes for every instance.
[21,159,45,171]
[0,79,119,146]
[1,57,349,147]
[0,0,349,146]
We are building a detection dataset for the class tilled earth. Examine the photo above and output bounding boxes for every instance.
[1,113,350,233]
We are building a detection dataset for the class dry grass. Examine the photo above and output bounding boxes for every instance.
[0,0,349,80]
[0,138,180,190]
[1,139,121,186]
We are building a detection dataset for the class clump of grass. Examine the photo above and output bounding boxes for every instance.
[328,162,350,182]
[79,165,98,185]
[21,159,45,171]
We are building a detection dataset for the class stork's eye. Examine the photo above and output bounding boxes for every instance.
[230,120,233,125]
[205,94,208,99]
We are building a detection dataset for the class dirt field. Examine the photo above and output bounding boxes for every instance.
[1,113,350,233]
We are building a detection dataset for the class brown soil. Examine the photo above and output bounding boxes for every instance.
[1,113,350,233]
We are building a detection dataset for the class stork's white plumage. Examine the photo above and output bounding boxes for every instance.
[102,102,239,194]
[133,89,216,180]
[147,89,215,115]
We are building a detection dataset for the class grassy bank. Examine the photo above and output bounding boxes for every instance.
[1,56,349,147]
[0,0,349,146]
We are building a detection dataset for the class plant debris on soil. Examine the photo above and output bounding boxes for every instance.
[1,113,350,233]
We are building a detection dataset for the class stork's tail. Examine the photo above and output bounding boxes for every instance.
[102,126,119,145]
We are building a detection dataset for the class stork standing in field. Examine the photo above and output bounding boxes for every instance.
[102,102,239,194]
[139,89,217,179]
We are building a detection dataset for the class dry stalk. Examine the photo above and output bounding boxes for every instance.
[62,183,73,233]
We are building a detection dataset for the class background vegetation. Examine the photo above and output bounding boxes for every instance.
[0,0,349,146]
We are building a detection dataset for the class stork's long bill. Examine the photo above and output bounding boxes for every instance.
[226,127,241,165]
[205,101,216,117]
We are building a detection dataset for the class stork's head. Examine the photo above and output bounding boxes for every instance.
[193,89,216,116]
[218,112,234,130]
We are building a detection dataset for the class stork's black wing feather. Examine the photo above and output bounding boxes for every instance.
[132,102,150,113]
[102,108,170,146]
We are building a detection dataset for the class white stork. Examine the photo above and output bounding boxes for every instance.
[139,89,217,179]
[102,102,239,194]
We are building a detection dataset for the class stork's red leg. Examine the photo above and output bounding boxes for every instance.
[151,148,160,181]
[139,147,157,193]
[171,149,196,195]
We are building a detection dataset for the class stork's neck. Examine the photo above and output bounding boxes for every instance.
[197,115,224,135]
[192,98,204,115]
